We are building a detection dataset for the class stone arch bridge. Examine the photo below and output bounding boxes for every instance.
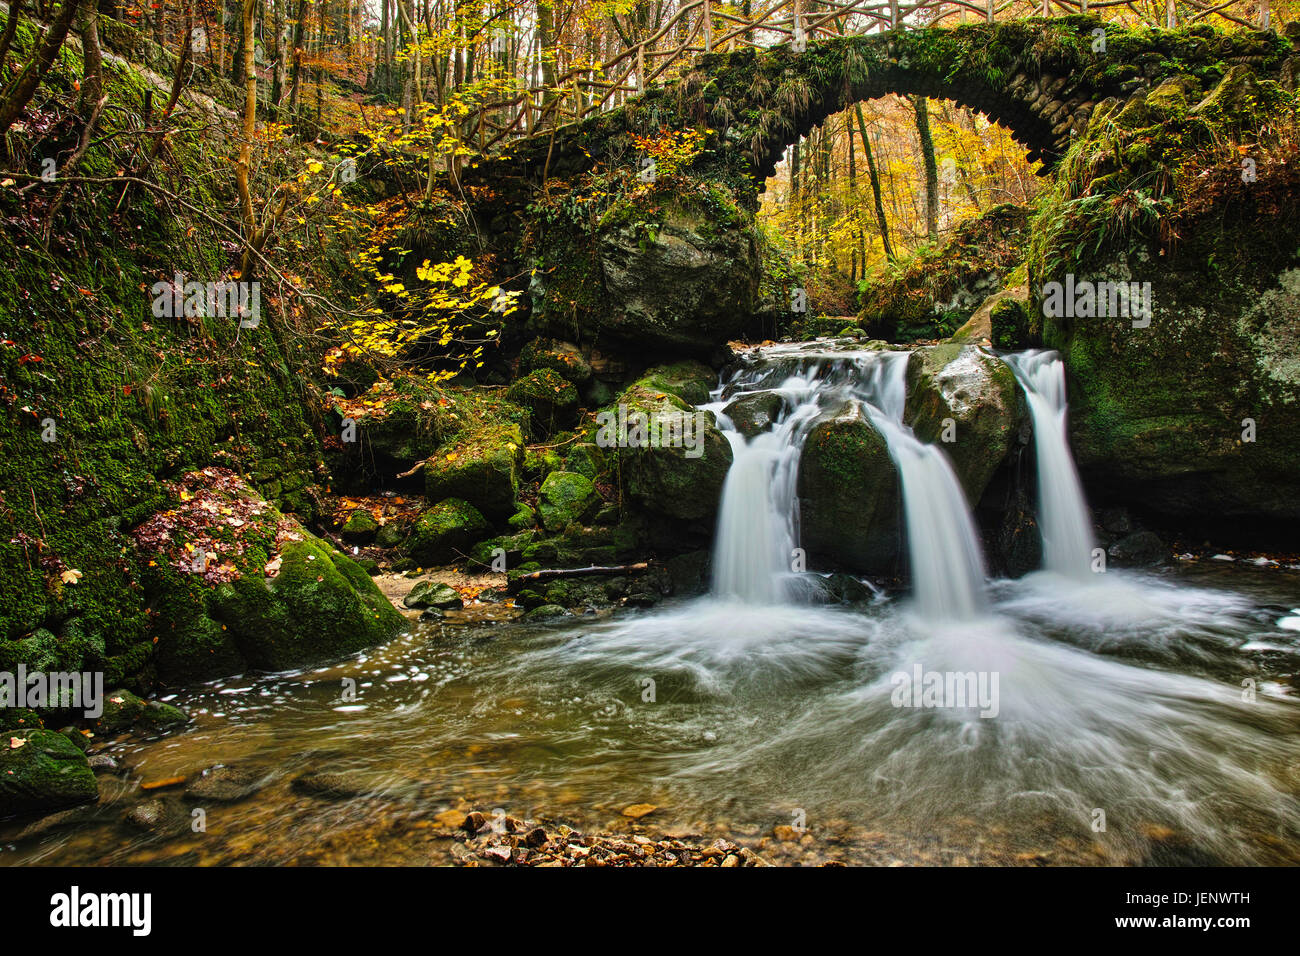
[472,15,1295,201]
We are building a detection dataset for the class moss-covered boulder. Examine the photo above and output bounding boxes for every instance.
[537,471,603,532]
[507,368,579,438]
[423,422,525,520]
[634,361,716,406]
[339,508,380,542]
[506,502,537,531]
[208,538,405,674]
[905,344,1025,505]
[0,729,98,818]
[406,498,491,565]
[131,471,406,684]
[796,400,901,574]
[611,382,733,523]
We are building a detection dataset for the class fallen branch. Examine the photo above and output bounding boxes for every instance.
[513,563,649,585]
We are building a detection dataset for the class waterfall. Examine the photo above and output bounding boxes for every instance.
[707,346,989,620]
[859,353,988,621]
[1002,350,1096,580]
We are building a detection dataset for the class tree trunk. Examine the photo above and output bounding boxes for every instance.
[913,95,939,242]
[0,0,84,143]
[854,103,894,264]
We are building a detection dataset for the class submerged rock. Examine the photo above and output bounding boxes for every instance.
[185,766,266,803]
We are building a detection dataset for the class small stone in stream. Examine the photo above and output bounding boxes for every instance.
[418,607,445,621]
[123,797,191,837]
[291,771,370,800]
[524,604,569,621]
[184,765,265,803]
[88,754,120,772]
[403,581,464,610]
[772,825,801,842]
[524,827,549,848]
[141,700,190,729]
[622,803,657,819]
[462,810,487,832]
[481,845,513,863]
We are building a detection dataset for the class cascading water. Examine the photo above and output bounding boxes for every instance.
[858,353,988,621]
[706,345,988,619]
[1002,350,1097,579]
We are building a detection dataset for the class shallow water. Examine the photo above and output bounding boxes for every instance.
[4,564,1299,867]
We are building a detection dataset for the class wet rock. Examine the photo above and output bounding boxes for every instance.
[141,700,189,730]
[622,803,657,820]
[184,766,266,803]
[58,726,92,753]
[797,399,901,575]
[462,811,487,833]
[403,581,464,610]
[520,338,593,386]
[418,608,445,622]
[1108,530,1167,567]
[88,754,123,773]
[525,604,569,622]
[524,826,549,848]
[723,390,785,438]
[1100,506,1133,535]
[906,344,1025,504]
[124,796,193,837]
[0,729,98,817]
[97,689,148,733]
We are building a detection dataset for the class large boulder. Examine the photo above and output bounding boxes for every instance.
[132,470,406,684]
[423,422,525,520]
[796,400,901,574]
[0,729,98,818]
[723,390,785,439]
[537,471,602,531]
[610,382,733,523]
[406,498,491,565]
[595,202,759,356]
[905,344,1025,506]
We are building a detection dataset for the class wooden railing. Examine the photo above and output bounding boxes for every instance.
[467,0,1274,153]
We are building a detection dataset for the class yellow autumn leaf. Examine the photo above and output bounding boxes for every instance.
[60,568,83,585]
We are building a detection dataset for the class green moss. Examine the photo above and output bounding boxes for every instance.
[407,498,491,565]
[537,471,602,531]
[0,729,97,817]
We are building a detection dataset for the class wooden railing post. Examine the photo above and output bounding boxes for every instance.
[1165,0,1175,28]
[1080,0,1088,15]
[704,0,713,52]
[987,0,994,23]
[1260,0,1270,28]
[637,44,645,92]
[890,0,899,29]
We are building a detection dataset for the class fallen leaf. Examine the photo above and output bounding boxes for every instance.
[60,568,82,585]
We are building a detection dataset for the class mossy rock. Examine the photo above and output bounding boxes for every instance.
[507,368,579,438]
[537,471,603,532]
[423,423,525,520]
[796,400,900,575]
[403,581,463,610]
[633,361,716,406]
[339,509,380,541]
[905,344,1025,504]
[506,502,537,531]
[519,338,593,385]
[611,385,733,523]
[207,538,406,673]
[562,442,607,480]
[0,729,98,818]
[723,390,785,438]
[406,498,491,565]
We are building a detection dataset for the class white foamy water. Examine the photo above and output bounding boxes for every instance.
[1002,350,1096,579]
